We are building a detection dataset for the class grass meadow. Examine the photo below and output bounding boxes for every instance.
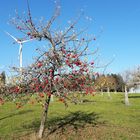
[0,93,140,140]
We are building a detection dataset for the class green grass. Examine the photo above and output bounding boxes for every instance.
[0,93,140,140]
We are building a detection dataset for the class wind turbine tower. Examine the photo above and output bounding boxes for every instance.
[5,31,33,72]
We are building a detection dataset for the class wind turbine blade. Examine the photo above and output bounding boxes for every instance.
[5,31,18,42]
[22,39,34,43]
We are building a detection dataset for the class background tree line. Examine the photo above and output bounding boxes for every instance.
[93,73,125,92]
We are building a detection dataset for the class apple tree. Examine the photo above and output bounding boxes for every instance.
[2,2,97,138]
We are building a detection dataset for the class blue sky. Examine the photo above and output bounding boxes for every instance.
[0,0,140,75]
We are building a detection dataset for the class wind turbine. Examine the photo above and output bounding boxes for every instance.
[5,31,33,73]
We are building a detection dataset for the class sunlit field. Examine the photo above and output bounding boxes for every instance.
[0,93,140,140]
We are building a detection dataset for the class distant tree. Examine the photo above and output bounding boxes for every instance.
[0,71,6,95]
[124,66,140,92]
[94,74,106,92]
[130,66,140,84]
[0,71,6,105]
[122,66,140,90]
[111,74,125,92]
[0,71,6,85]
[94,74,117,92]
[122,71,131,106]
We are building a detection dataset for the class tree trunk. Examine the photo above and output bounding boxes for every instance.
[38,96,51,139]
[124,85,130,106]
[114,89,117,94]
[101,89,103,95]
[107,87,111,99]
[51,94,54,102]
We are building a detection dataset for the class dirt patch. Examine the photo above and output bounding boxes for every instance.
[16,124,139,140]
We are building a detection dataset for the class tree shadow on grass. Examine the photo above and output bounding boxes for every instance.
[22,111,105,137]
[81,99,96,103]
[47,111,104,135]
[129,95,140,98]
[0,110,34,121]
